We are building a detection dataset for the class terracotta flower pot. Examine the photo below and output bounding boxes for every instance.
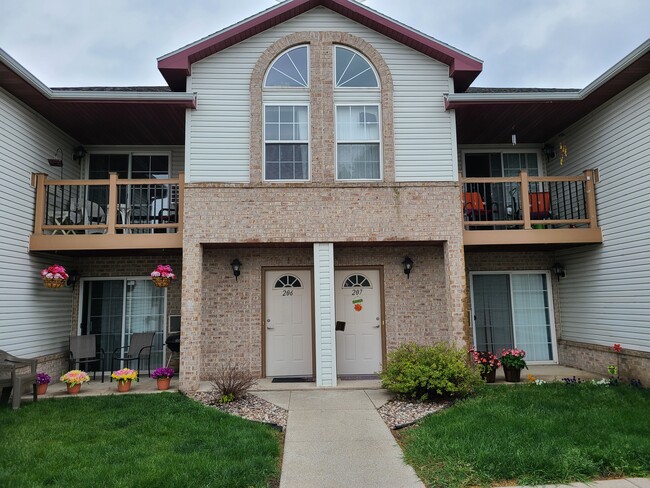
[37,383,49,395]
[503,366,522,383]
[157,377,171,391]
[117,380,132,392]
[66,383,81,395]
[481,368,497,383]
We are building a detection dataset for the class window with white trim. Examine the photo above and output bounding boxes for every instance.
[336,105,380,180]
[264,45,309,88]
[334,46,381,180]
[264,105,309,180]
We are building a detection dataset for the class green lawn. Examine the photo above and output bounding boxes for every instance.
[400,383,650,488]
[0,393,280,488]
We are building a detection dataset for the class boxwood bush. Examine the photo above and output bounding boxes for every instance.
[381,342,482,401]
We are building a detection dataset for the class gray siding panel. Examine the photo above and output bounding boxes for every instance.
[189,7,455,183]
[0,87,79,358]
[547,74,650,352]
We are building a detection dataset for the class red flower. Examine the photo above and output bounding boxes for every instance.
[613,343,622,353]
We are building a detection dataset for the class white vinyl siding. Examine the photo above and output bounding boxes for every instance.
[547,74,650,352]
[313,242,336,386]
[0,87,79,357]
[189,7,454,183]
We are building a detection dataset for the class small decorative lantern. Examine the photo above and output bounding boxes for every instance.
[41,264,69,289]
[151,264,176,287]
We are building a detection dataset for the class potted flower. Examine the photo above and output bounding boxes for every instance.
[36,372,51,395]
[60,370,90,394]
[150,264,176,288]
[499,348,528,382]
[469,349,500,383]
[151,367,174,390]
[41,264,69,289]
[111,368,138,392]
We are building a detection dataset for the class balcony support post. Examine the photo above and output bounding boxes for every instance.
[33,173,47,235]
[520,170,531,230]
[584,169,597,229]
[177,172,184,235]
[107,173,118,235]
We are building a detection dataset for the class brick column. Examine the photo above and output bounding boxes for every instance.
[444,238,469,347]
[180,242,203,392]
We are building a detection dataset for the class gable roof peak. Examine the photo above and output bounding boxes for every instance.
[157,0,482,92]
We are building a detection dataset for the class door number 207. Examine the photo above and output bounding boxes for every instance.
[351,289,363,296]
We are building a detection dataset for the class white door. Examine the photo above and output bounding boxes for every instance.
[265,270,313,377]
[335,270,383,375]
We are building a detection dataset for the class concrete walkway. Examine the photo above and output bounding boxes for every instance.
[271,389,424,488]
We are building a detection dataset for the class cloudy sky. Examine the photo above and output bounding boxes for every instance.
[1,0,648,89]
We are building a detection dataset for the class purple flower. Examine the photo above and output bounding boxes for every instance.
[36,372,51,385]
[151,367,174,379]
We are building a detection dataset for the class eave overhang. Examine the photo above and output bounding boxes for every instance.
[446,39,650,144]
[1,48,195,145]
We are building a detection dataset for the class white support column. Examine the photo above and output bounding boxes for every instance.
[313,243,337,386]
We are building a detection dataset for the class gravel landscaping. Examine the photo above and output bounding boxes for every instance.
[190,390,448,431]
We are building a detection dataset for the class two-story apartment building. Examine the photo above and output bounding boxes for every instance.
[1,0,648,390]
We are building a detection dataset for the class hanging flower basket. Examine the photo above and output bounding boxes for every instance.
[151,265,176,288]
[152,276,172,288]
[41,264,69,289]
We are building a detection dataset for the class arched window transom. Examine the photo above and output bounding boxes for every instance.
[342,274,372,288]
[274,275,303,289]
[265,46,309,88]
[335,46,378,88]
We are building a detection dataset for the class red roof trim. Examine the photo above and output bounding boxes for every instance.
[158,0,482,91]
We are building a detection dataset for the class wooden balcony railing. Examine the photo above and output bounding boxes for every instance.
[462,170,602,246]
[30,172,184,252]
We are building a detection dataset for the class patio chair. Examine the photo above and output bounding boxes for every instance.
[529,192,552,220]
[464,191,492,221]
[0,350,38,410]
[111,332,155,381]
[69,335,105,383]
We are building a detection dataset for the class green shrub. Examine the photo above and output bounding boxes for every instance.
[381,342,482,401]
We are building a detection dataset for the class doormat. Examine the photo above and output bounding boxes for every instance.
[338,374,380,381]
[271,377,315,383]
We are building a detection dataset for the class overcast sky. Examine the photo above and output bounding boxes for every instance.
[1,0,648,89]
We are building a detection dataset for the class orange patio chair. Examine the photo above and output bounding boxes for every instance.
[529,192,551,219]
[464,192,492,221]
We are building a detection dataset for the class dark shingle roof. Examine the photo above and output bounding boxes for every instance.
[51,86,172,92]
[465,87,580,94]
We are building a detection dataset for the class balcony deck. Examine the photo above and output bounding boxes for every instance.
[462,170,602,247]
[29,173,183,252]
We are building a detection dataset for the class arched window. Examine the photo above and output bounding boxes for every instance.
[335,46,378,88]
[265,45,309,88]
[334,46,381,180]
[274,274,303,289]
[342,274,372,288]
[263,46,310,181]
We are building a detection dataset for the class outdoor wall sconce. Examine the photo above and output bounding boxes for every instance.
[542,143,555,160]
[402,257,413,279]
[72,146,87,161]
[47,148,63,167]
[552,263,566,281]
[66,270,80,287]
[231,259,242,281]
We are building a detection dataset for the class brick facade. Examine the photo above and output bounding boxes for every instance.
[193,245,456,382]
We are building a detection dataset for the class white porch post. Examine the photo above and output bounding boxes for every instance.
[313,243,337,386]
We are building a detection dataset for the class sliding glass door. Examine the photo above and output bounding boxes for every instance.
[79,278,166,371]
[471,272,556,362]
